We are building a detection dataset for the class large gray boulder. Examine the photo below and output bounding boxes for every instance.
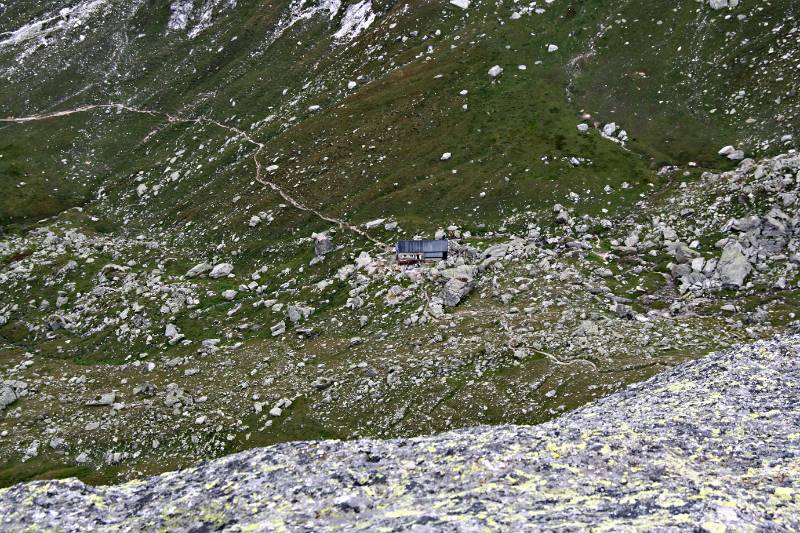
[0,384,17,410]
[185,262,212,278]
[440,264,478,281]
[716,243,752,288]
[440,265,478,306]
[313,233,334,256]
[208,263,234,279]
[481,244,508,260]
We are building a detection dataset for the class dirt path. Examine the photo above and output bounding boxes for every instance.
[1,103,385,246]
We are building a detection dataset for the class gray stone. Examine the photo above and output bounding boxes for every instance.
[613,303,634,319]
[270,321,286,337]
[596,268,614,278]
[287,305,313,323]
[442,278,473,307]
[717,243,752,288]
[709,0,739,9]
[85,392,116,407]
[312,378,333,390]
[555,210,571,225]
[209,263,234,279]
[313,233,334,256]
[185,262,212,278]
[164,384,191,409]
[624,233,639,248]
[0,385,17,410]
[482,244,509,260]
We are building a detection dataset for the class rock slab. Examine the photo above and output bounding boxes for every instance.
[1,337,798,531]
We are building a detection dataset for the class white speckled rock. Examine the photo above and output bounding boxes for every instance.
[1,336,798,531]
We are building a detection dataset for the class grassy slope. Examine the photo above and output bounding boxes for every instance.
[1,0,798,486]
[5,0,794,234]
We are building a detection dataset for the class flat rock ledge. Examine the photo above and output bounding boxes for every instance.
[2,337,799,532]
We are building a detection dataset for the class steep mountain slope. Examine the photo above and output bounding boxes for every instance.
[1,0,799,486]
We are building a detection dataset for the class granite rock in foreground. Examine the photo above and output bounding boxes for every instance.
[2,337,799,532]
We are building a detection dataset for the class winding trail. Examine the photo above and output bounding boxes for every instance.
[499,317,599,373]
[1,103,385,246]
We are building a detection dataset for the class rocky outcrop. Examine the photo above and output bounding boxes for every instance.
[0,381,26,410]
[716,242,752,288]
[1,336,798,531]
[440,265,478,307]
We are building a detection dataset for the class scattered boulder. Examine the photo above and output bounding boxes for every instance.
[222,290,238,301]
[164,384,192,409]
[133,382,157,397]
[614,303,634,320]
[271,321,286,337]
[487,65,503,79]
[602,123,617,136]
[165,324,184,344]
[287,305,314,323]
[440,266,478,307]
[209,263,234,279]
[312,377,333,390]
[0,384,18,410]
[482,245,509,261]
[442,278,471,307]
[716,243,752,288]
[709,0,739,9]
[313,233,334,256]
[86,392,116,407]
[185,262,212,278]
[719,145,745,160]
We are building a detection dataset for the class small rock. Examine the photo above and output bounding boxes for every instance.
[185,262,212,278]
[602,123,617,136]
[271,321,286,337]
[487,65,503,78]
[86,392,116,407]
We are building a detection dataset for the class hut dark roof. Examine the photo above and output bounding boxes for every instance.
[396,240,448,253]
